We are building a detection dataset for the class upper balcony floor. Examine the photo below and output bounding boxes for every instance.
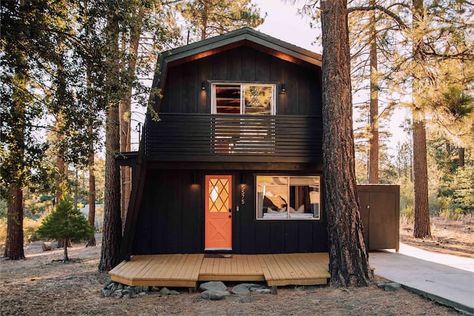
[142,112,322,165]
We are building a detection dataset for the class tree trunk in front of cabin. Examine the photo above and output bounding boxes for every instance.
[412,0,431,239]
[368,0,379,184]
[99,8,123,272]
[320,0,371,287]
[5,184,25,260]
[119,7,143,227]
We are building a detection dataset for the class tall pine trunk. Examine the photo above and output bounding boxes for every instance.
[87,145,96,246]
[119,7,143,226]
[368,0,379,184]
[4,57,27,260]
[200,1,209,40]
[320,0,370,287]
[86,65,96,247]
[5,184,25,259]
[412,0,431,238]
[99,6,122,272]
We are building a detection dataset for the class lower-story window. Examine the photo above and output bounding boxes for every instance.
[256,175,321,220]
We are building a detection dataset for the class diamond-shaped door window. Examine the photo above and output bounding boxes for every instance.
[208,178,229,212]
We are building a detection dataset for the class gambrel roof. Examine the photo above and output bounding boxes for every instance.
[152,27,322,92]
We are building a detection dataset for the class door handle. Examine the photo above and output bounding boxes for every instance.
[228,215,232,218]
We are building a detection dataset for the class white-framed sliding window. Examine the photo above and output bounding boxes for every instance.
[211,83,276,115]
[256,175,321,220]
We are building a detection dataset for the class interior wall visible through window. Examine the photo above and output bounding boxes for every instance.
[212,83,276,115]
[256,176,321,220]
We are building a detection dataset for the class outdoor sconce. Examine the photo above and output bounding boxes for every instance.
[280,83,287,94]
[201,81,206,91]
[192,172,199,185]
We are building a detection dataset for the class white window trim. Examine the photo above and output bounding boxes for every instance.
[211,82,276,115]
[255,175,321,221]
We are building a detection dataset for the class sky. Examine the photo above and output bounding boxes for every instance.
[131,0,410,157]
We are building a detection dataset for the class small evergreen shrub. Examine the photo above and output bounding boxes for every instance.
[37,198,94,261]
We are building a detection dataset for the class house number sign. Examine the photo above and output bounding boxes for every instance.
[241,184,246,205]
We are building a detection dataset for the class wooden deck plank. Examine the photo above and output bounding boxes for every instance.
[110,253,329,287]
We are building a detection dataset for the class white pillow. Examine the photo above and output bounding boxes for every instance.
[278,207,286,213]
[297,205,305,213]
[288,206,296,213]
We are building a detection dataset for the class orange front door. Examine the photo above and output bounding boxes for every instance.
[205,175,232,250]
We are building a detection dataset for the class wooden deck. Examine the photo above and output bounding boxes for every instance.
[109,253,329,288]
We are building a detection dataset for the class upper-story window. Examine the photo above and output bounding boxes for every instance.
[211,83,276,115]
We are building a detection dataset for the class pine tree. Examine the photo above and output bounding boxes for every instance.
[320,0,371,287]
[179,0,265,41]
[37,198,94,261]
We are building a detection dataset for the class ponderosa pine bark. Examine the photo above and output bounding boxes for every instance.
[4,56,27,260]
[86,126,96,247]
[368,0,379,184]
[412,0,431,238]
[320,0,371,286]
[99,6,122,272]
[119,7,143,226]
[5,184,25,260]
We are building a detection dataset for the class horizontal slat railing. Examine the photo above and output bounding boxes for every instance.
[144,113,322,163]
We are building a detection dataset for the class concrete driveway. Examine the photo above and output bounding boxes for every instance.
[370,243,474,314]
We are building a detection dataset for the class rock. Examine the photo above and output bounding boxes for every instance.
[377,282,401,292]
[254,288,271,294]
[113,289,123,298]
[231,284,251,295]
[159,287,171,295]
[138,292,147,296]
[169,290,180,295]
[150,286,160,292]
[103,280,113,290]
[41,242,52,251]
[199,281,227,292]
[109,282,118,292]
[134,286,148,293]
[101,288,113,297]
[200,290,230,300]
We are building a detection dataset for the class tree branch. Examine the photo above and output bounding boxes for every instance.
[348,5,407,29]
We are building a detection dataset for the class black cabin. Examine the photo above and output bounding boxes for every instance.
[120,28,328,259]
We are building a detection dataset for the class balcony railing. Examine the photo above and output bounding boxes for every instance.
[143,113,322,163]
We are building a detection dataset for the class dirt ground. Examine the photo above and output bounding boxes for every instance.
[400,216,474,258]
[0,241,459,316]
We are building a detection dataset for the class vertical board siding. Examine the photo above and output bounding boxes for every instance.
[133,170,328,255]
[160,46,322,115]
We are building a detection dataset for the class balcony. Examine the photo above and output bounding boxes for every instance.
[143,113,322,164]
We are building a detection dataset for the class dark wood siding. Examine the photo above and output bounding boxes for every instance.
[132,169,328,254]
[159,45,322,115]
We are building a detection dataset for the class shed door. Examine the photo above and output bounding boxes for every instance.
[205,175,232,250]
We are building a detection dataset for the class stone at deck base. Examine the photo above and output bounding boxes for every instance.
[199,281,227,292]
[200,290,230,300]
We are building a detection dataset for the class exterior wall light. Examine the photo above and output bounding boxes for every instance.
[201,81,206,91]
[280,83,286,94]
